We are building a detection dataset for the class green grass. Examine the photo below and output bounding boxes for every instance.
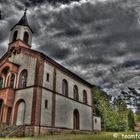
[0,132,140,140]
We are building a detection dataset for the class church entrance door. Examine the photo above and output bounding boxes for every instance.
[16,101,25,125]
[0,100,3,124]
[73,109,80,130]
[6,107,12,125]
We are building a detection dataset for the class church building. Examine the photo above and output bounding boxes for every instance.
[0,11,100,136]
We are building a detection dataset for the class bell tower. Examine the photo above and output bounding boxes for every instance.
[9,9,33,50]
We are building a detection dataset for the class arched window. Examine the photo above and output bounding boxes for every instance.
[10,74,15,88]
[1,67,10,88]
[62,79,68,96]
[0,77,3,88]
[23,32,29,44]
[18,70,28,88]
[12,30,18,42]
[6,75,11,87]
[95,118,97,124]
[83,90,87,104]
[73,85,79,101]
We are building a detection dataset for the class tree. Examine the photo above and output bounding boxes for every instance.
[113,96,129,131]
[92,86,118,131]
[92,86,135,131]
[127,109,134,131]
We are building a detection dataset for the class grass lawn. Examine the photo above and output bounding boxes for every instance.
[0,132,140,140]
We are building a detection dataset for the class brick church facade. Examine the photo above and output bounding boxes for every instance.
[0,11,100,136]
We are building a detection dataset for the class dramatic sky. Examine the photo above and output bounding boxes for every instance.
[0,0,140,96]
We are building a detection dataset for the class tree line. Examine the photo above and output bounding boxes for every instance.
[92,86,140,131]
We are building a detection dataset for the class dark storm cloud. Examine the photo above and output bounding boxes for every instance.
[13,0,81,7]
[94,70,106,78]
[100,29,140,44]
[123,60,140,69]
[0,0,140,96]
[0,27,7,42]
[38,38,71,60]
[64,55,113,67]
[54,27,82,37]
[112,59,140,72]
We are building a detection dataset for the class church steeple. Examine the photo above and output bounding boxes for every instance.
[11,9,33,33]
[9,9,33,48]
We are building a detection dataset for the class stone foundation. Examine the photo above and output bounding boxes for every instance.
[1,125,94,137]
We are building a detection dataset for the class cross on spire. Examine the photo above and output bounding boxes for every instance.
[24,8,28,15]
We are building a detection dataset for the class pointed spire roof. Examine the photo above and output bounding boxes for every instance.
[11,9,33,33]
[17,9,29,26]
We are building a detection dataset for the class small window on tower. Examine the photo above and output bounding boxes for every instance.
[95,118,97,123]
[12,31,18,42]
[45,100,48,109]
[46,73,49,82]
[23,31,29,44]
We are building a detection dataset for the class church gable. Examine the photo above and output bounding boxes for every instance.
[8,51,37,88]
[0,48,37,90]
